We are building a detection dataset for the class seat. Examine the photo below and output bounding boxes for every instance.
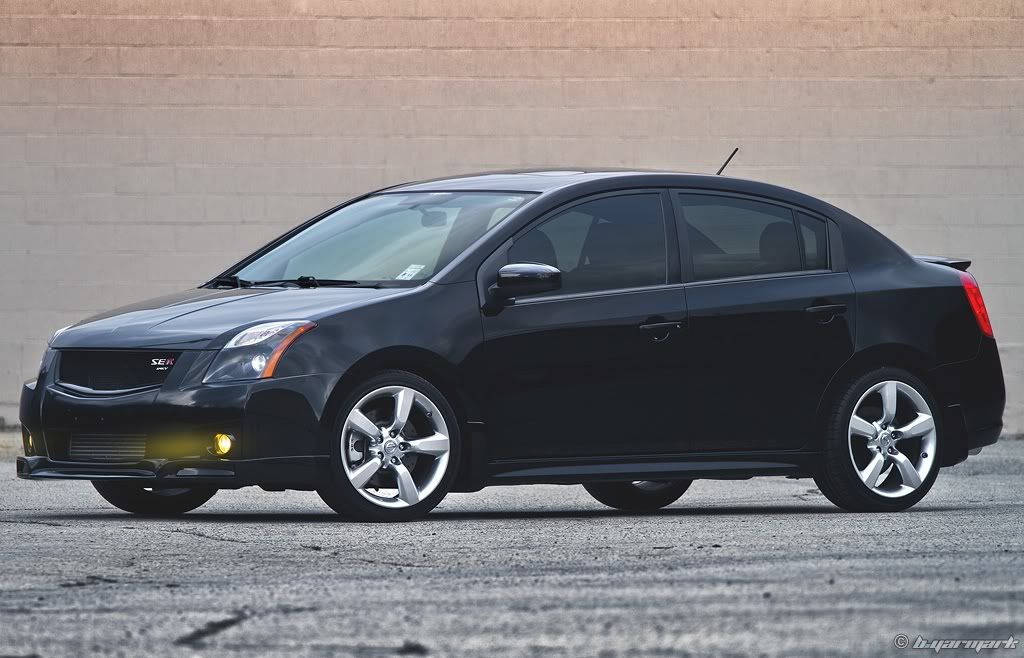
[509,230,558,268]
[439,203,527,267]
[580,222,620,267]
[758,222,801,273]
[577,221,664,289]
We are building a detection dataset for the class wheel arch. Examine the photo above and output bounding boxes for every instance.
[811,343,967,465]
[318,346,486,491]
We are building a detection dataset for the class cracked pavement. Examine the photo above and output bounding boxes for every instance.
[1,438,1022,656]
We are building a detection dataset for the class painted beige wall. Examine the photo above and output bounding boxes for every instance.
[1,1,1022,432]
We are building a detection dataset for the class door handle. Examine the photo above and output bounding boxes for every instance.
[638,321,683,343]
[805,304,847,314]
[805,303,847,323]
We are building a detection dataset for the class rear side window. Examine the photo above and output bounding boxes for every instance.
[508,193,667,295]
[798,212,829,270]
[677,194,801,280]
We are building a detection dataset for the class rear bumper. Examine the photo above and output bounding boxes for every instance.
[19,363,341,488]
[931,337,1006,465]
[966,423,1002,453]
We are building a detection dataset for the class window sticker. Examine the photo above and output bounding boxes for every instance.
[395,264,425,280]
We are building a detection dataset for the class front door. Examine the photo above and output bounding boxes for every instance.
[475,191,689,460]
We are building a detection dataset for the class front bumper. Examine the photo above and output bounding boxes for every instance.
[19,354,339,488]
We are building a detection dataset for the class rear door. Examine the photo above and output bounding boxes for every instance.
[673,191,856,452]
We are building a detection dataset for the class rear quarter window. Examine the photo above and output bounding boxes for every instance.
[798,212,829,270]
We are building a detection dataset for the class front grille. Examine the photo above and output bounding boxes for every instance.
[58,350,180,392]
[69,434,147,462]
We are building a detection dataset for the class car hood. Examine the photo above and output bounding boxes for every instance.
[51,286,410,350]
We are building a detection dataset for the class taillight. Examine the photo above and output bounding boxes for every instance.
[959,271,994,338]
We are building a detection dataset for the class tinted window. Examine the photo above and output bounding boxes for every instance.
[508,193,667,295]
[798,212,829,270]
[678,194,801,280]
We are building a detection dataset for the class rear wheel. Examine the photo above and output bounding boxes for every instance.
[814,367,941,512]
[317,370,460,522]
[92,482,217,516]
[584,480,692,512]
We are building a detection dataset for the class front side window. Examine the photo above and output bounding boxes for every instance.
[677,194,803,280]
[236,192,535,284]
[508,193,668,295]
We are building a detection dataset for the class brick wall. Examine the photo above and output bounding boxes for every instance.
[1,1,1022,433]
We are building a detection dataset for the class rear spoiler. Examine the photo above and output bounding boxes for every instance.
[915,255,972,272]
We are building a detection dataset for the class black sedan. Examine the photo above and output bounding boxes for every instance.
[18,170,1005,521]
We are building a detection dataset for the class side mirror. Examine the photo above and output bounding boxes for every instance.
[492,262,562,300]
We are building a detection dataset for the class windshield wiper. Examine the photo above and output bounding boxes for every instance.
[207,275,253,288]
[248,276,374,289]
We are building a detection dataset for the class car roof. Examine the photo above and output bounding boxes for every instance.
[382,169,838,215]
[383,169,723,194]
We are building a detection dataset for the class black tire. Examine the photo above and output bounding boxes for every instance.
[813,367,942,512]
[92,482,217,516]
[583,480,692,512]
[317,370,461,522]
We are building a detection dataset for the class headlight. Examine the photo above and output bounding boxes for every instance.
[203,320,316,383]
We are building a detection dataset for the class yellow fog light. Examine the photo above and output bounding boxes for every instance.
[26,432,34,456]
[212,433,234,456]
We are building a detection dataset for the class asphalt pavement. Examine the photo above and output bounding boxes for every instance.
[1,433,1021,657]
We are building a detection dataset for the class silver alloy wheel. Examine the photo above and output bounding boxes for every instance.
[341,385,450,509]
[848,380,937,499]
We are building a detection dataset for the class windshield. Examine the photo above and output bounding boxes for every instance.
[234,192,536,285]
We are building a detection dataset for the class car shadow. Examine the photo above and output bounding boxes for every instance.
[427,504,961,520]
[33,503,961,524]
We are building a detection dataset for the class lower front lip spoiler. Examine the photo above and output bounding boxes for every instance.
[16,455,329,489]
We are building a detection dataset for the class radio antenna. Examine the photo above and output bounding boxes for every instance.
[715,147,739,175]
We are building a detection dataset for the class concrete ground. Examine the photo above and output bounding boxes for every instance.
[0,432,1021,657]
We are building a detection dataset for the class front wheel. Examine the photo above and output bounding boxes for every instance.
[317,370,461,522]
[814,367,941,512]
[92,482,217,516]
[584,480,692,512]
